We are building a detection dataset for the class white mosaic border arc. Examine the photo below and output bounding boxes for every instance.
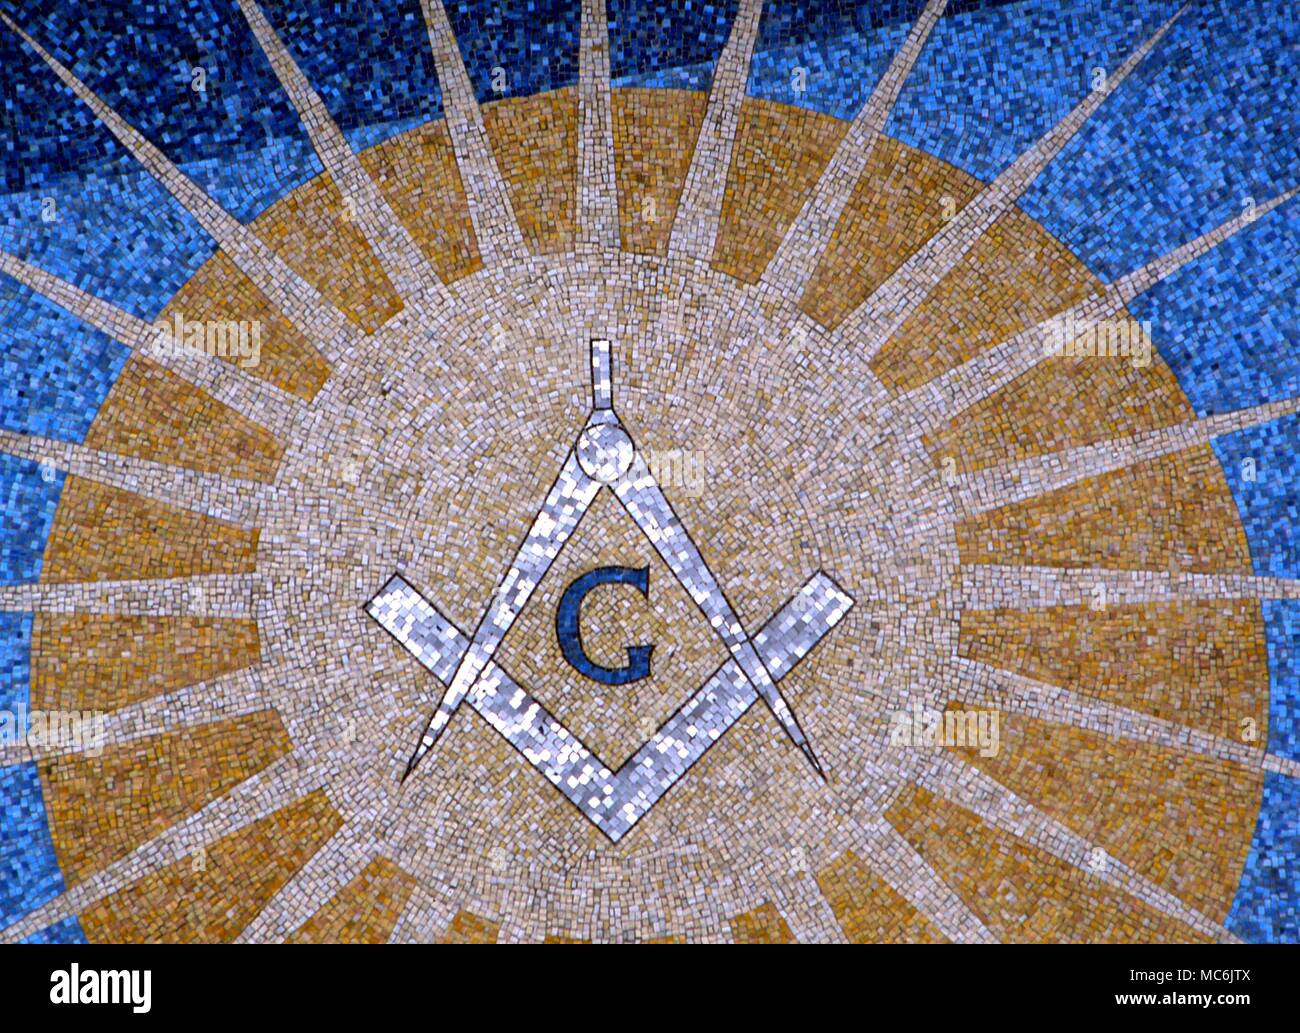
[367,572,853,841]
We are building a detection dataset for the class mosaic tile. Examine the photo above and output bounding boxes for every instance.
[444,0,581,105]
[285,857,416,944]
[609,0,739,91]
[259,0,445,153]
[41,478,260,583]
[0,0,1296,945]
[747,0,923,119]
[886,0,1182,183]
[1134,200,1300,418]
[0,277,130,442]
[1020,0,1300,281]
[887,784,1211,942]
[31,614,261,715]
[0,454,63,585]
[79,790,341,943]
[0,762,66,927]
[1228,771,1300,944]
[42,710,292,884]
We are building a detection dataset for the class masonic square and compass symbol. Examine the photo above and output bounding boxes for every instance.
[365,339,854,841]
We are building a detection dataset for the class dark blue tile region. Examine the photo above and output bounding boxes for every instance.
[0,30,217,320]
[609,0,739,91]
[747,1,926,120]
[1260,602,1300,765]
[259,0,445,153]
[1228,771,1300,943]
[886,0,1182,184]
[0,611,33,714]
[0,454,63,586]
[2,0,326,223]
[444,0,581,105]
[0,276,130,443]
[1128,200,1299,418]
[22,916,87,944]
[1020,0,1300,282]
[1213,412,1300,580]
[0,762,66,929]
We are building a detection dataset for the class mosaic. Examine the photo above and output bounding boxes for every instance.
[0,0,1297,945]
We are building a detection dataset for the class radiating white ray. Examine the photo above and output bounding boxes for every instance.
[418,0,528,262]
[837,816,998,943]
[763,0,948,293]
[945,654,1299,780]
[386,882,464,944]
[0,429,265,526]
[0,248,305,436]
[890,186,1298,432]
[953,394,1300,515]
[235,0,442,302]
[0,574,257,619]
[904,749,1240,942]
[958,564,1300,610]
[836,3,1188,361]
[0,752,325,942]
[0,665,269,769]
[0,12,355,353]
[668,0,764,260]
[232,824,378,943]
[577,0,619,250]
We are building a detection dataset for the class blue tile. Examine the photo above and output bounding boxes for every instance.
[747,0,924,120]
[259,0,445,153]
[3,0,326,223]
[1129,199,1300,418]
[1020,0,1300,281]
[0,762,67,928]
[886,0,1182,183]
[444,0,581,105]
[0,454,63,586]
[0,30,217,319]
[1213,412,1300,579]
[22,915,87,944]
[609,0,740,91]
[1260,602,1300,765]
[0,276,130,442]
[0,611,32,714]
[1228,770,1300,943]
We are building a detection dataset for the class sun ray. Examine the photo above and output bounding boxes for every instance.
[945,653,1294,775]
[903,749,1239,942]
[958,563,1300,610]
[0,665,272,769]
[766,872,849,943]
[891,186,1298,431]
[837,817,998,943]
[386,882,466,943]
[0,429,263,526]
[0,12,355,353]
[0,574,257,619]
[0,752,326,943]
[231,822,378,943]
[762,0,948,294]
[234,0,443,304]
[668,0,764,260]
[417,0,528,263]
[954,395,1300,516]
[0,248,304,435]
[835,3,1188,361]
[577,0,619,250]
